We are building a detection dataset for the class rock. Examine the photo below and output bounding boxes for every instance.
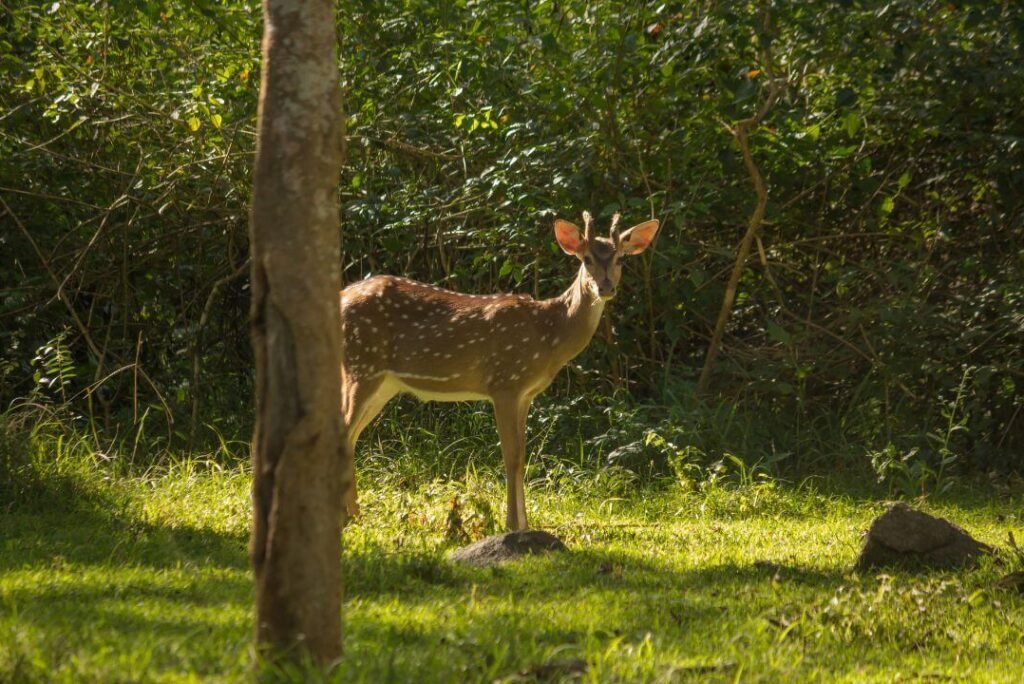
[856,502,992,570]
[449,530,567,566]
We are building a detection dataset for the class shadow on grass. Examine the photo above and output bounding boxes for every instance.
[0,500,248,572]
[2,570,250,634]
[1,497,251,677]
[772,469,1024,513]
[344,538,844,602]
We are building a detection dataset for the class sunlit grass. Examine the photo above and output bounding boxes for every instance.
[1,444,1022,682]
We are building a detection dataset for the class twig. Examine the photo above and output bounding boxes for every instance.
[56,155,145,299]
[0,184,108,210]
[372,136,461,161]
[189,257,250,448]
[133,331,142,425]
[697,3,781,395]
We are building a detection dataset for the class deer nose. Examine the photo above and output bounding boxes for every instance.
[598,280,616,299]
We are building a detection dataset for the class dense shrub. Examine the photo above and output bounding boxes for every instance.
[1,1,1021,472]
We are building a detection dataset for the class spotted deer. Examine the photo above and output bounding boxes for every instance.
[339,212,660,530]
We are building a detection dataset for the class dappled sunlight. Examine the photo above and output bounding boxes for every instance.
[1,564,251,681]
[2,456,1022,680]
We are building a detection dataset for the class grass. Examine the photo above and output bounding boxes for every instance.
[2,430,1023,683]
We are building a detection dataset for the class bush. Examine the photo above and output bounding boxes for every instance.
[1,1,1021,472]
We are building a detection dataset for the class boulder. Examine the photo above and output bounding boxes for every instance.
[856,502,992,570]
[449,530,567,566]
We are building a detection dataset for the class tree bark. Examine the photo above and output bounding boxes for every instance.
[249,0,347,668]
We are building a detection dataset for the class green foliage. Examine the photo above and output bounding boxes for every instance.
[1,1,1022,472]
[1,0,259,450]
[869,366,974,497]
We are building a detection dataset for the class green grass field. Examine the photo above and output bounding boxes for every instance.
[2,447,1023,683]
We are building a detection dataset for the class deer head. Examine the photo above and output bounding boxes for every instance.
[553,211,661,300]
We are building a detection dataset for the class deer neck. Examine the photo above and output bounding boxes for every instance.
[548,265,606,363]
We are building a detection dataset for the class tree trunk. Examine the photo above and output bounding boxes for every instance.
[249,0,347,668]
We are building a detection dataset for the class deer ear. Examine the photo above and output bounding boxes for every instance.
[554,219,584,255]
[618,220,660,255]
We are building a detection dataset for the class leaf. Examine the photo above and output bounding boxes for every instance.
[693,15,710,37]
[766,320,793,344]
[773,382,794,395]
[843,111,860,137]
[897,171,912,190]
[880,196,895,215]
[187,116,200,132]
[829,145,857,159]
[967,589,989,607]
[210,113,222,128]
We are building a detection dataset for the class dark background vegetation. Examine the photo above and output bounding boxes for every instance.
[2,0,1022,491]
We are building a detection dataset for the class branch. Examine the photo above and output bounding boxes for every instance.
[372,136,461,161]
[697,4,781,395]
[189,257,250,447]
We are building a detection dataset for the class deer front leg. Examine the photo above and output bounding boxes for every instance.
[340,431,359,523]
[494,394,530,530]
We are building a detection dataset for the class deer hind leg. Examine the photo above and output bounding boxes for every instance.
[341,374,396,522]
[493,394,531,531]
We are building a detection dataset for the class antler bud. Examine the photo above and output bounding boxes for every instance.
[582,210,594,242]
[609,213,621,244]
